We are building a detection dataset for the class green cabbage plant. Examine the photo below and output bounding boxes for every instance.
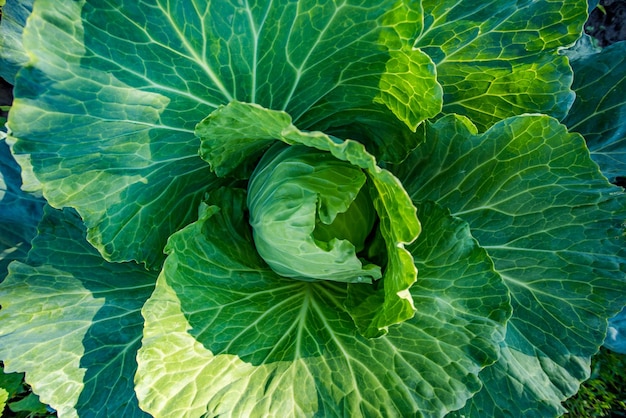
[0,0,625,417]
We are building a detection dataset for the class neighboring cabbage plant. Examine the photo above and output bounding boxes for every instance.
[0,1,624,418]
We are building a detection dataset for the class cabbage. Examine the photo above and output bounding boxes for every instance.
[248,144,381,283]
[0,1,624,417]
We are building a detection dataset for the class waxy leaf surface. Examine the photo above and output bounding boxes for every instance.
[0,206,155,417]
[135,187,509,418]
[415,0,586,129]
[394,114,626,417]
[7,0,440,267]
[198,101,420,337]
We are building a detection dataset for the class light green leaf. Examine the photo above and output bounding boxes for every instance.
[0,206,155,418]
[135,187,508,418]
[7,0,226,268]
[563,40,626,183]
[414,0,587,130]
[374,0,442,132]
[0,388,7,414]
[0,0,32,83]
[393,114,626,416]
[247,144,382,283]
[197,101,420,337]
[8,0,440,267]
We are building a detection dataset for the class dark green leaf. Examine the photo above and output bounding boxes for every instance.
[8,392,48,414]
[0,139,44,281]
[8,0,441,268]
[0,206,155,417]
[394,114,626,416]
[564,40,626,183]
[415,0,587,129]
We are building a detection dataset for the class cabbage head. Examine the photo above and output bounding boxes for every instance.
[0,1,625,417]
[248,143,382,283]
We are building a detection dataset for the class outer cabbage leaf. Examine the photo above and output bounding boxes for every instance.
[0,139,43,280]
[393,114,626,417]
[7,0,440,267]
[197,101,420,337]
[414,0,587,130]
[0,0,32,83]
[0,206,155,417]
[563,40,626,183]
[135,187,509,418]
[605,307,626,354]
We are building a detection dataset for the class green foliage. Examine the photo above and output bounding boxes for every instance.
[0,1,624,417]
[1,363,54,417]
[563,348,626,417]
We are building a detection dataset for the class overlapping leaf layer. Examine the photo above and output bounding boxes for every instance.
[0,1,624,417]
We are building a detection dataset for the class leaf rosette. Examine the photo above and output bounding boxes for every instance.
[196,101,421,338]
[1,1,624,417]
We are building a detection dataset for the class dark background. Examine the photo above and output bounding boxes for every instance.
[587,0,626,46]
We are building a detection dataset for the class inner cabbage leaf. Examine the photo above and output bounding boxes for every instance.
[135,187,510,418]
[247,143,382,283]
[197,101,420,338]
[4,0,585,268]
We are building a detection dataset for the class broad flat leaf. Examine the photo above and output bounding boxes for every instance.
[135,187,509,418]
[563,40,626,183]
[7,0,440,268]
[0,3,38,278]
[6,0,229,268]
[0,206,155,418]
[0,139,43,280]
[0,0,32,83]
[414,0,587,130]
[393,114,626,416]
[197,101,420,337]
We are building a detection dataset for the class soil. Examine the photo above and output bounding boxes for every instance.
[586,0,626,46]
